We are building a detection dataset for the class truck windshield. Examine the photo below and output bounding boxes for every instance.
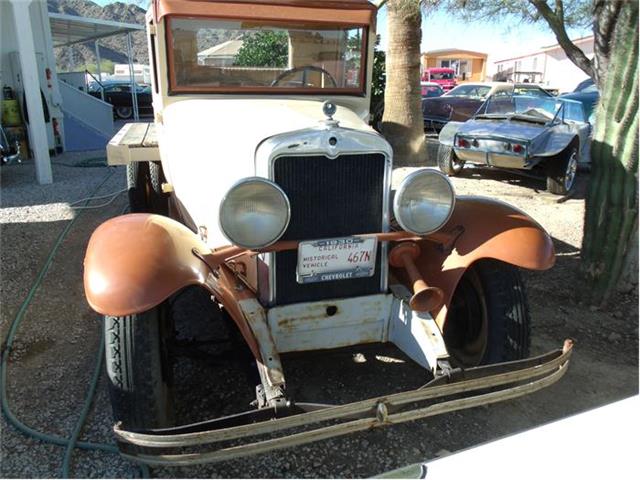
[481,95,565,123]
[430,72,453,80]
[168,18,366,94]
[445,85,491,98]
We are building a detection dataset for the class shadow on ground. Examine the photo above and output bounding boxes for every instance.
[1,158,637,479]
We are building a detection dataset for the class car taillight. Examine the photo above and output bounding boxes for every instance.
[457,137,470,148]
[513,144,524,154]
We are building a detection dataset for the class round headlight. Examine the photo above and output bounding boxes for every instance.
[393,169,455,235]
[219,177,290,249]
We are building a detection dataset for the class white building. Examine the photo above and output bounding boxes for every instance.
[112,63,151,84]
[494,35,593,94]
[197,39,244,66]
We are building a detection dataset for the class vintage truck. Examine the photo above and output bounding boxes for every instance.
[83,0,572,467]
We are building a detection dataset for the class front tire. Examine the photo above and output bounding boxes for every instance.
[115,106,133,119]
[443,259,530,367]
[546,146,578,195]
[126,161,168,215]
[104,304,175,429]
[437,144,465,176]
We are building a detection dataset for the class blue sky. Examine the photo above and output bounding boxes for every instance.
[377,7,591,64]
[93,0,591,65]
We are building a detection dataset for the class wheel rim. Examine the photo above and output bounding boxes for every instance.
[116,107,132,118]
[452,155,465,173]
[564,150,578,191]
[443,269,488,366]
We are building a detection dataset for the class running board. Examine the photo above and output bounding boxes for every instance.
[115,340,574,466]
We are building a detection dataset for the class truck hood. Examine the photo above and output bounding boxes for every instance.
[158,98,372,247]
[458,118,547,142]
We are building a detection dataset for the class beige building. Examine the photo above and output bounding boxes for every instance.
[421,48,488,83]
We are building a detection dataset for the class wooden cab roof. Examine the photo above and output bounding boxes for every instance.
[154,0,377,25]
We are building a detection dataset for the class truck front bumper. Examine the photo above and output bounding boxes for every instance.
[114,340,573,467]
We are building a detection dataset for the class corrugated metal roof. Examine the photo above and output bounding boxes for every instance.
[49,13,143,48]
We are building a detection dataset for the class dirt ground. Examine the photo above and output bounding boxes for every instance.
[0,154,638,478]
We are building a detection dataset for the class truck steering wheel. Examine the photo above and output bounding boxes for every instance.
[271,66,337,88]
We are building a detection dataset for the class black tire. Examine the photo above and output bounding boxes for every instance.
[126,162,146,213]
[126,161,169,215]
[115,106,133,119]
[443,259,530,367]
[437,144,464,176]
[546,145,578,195]
[371,101,384,133]
[104,305,175,429]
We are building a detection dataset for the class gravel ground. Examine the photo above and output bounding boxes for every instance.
[1,147,637,478]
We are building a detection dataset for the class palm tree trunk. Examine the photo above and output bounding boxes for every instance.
[581,1,639,305]
[382,0,426,167]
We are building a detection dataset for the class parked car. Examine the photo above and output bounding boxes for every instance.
[83,0,573,467]
[421,81,444,98]
[423,82,553,132]
[438,95,591,194]
[561,78,599,124]
[422,67,457,91]
[88,80,153,119]
[371,82,444,132]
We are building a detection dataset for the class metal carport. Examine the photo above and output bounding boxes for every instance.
[48,13,145,120]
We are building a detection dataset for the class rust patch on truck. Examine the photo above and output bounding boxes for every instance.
[267,295,392,353]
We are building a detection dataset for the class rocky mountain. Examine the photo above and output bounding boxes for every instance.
[47,0,149,72]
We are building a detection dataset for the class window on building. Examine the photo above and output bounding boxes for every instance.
[439,58,472,77]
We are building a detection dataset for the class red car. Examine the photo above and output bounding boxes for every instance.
[423,67,457,91]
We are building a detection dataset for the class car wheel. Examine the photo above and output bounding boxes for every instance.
[371,101,384,133]
[115,106,133,119]
[443,259,530,367]
[126,161,169,215]
[437,144,465,176]
[546,146,578,195]
[104,303,175,429]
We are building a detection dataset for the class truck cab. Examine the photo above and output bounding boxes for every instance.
[85,0,572,467]
[424,67,457,91]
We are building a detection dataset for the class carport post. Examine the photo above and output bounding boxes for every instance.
[11,0,52,184]
[94,41,104,101]
[127,32,139,121]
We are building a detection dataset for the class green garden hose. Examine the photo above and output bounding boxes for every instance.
[0,168,149,478]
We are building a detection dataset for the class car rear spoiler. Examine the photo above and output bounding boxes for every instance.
[114,340,574,466]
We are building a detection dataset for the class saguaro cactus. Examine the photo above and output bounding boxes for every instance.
[582,1,638,305]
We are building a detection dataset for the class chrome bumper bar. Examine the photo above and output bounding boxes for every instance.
[115,340,574,466]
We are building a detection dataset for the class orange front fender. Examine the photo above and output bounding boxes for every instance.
[83,214,261,358]
[83,214,212,317]
[392,196,555,329]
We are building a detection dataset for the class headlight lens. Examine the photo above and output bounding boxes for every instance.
[393,169,455,235]
[219,177,290,249]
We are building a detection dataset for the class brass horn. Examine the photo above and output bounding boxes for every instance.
[389,242,444,312]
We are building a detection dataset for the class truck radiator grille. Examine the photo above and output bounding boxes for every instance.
[271,153,386,305]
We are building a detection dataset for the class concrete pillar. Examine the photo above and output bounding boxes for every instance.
[127,32,139,121]
[94,41,104,101]
[11,0,52,184]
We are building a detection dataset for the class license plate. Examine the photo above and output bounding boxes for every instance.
[296,236,378,284]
